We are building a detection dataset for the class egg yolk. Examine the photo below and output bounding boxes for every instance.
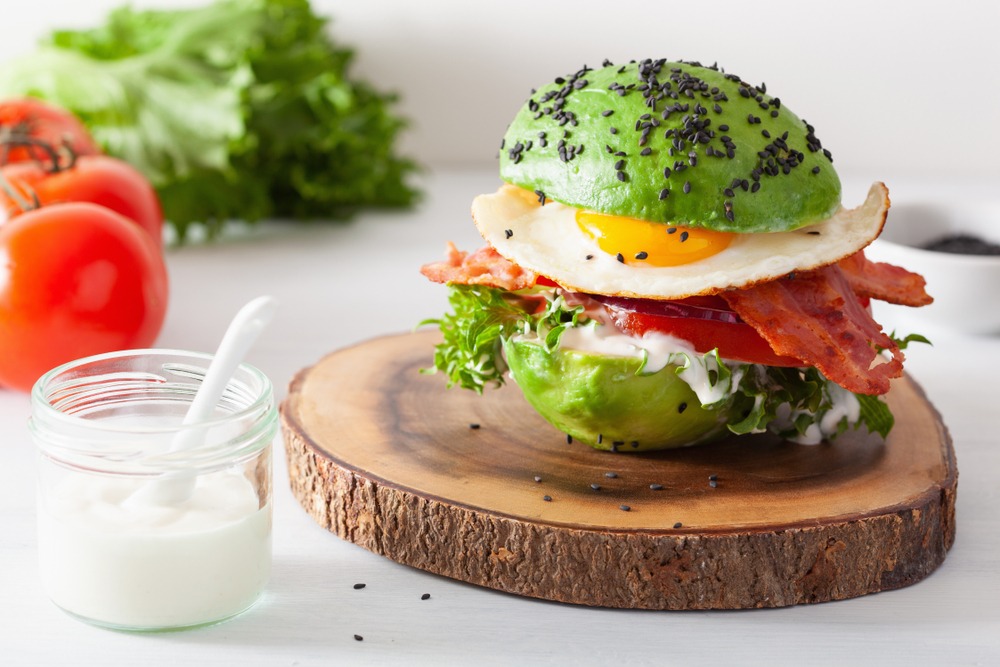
[576,210,734,267]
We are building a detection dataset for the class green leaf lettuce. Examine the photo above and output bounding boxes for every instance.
[0,0,419,239]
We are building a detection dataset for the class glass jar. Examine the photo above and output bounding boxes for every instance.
[30,349,276,632]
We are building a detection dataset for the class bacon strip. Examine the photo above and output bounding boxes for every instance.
[721,265,903,395]
[420,242,538,291]
[837,251,933,307]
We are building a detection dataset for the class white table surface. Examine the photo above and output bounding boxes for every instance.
[1,168,997,666]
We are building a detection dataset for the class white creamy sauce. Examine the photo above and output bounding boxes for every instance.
[552,323,694,374]
[551,324,735,406]
[782,384,861,445]
[37,470,270,629]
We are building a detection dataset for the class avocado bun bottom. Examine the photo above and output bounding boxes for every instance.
[504,339,728,451]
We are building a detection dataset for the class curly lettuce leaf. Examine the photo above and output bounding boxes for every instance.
[419,285,583,393]
[0,0,418,240]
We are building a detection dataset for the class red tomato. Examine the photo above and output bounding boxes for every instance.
[0,202,168,392]
[597,294,806,367]
[0,98,100,164]
[0,156,163,249]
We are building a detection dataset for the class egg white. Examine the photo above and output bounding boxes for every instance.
[472,182,889,299]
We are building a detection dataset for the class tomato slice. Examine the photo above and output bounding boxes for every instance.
[594,294,806,367]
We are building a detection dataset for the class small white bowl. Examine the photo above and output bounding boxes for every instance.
[866,200,1000,336]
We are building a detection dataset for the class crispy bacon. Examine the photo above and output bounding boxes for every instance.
[837,251,933,307]
[420,242,538,291]
[721,264,903,395]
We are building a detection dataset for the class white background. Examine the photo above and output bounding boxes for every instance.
[2,0,999,181]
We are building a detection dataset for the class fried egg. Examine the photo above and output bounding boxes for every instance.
[472,182,889,299]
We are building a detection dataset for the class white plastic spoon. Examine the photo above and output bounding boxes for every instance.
[124,296,278,507]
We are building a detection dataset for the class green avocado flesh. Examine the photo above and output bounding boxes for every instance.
[504,339,728,451]
[499,60,842,233]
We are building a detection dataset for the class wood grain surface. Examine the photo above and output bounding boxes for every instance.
[281,330,957,609]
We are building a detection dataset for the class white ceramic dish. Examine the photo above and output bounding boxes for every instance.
[866,200,1000,336]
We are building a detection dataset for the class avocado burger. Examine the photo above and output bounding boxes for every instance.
[421,59,931,451]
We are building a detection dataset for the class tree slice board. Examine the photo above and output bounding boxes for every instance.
[281,330,957,610]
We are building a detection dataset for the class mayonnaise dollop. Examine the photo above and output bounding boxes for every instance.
[37,470,271,629]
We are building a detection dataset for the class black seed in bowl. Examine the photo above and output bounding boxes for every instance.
[920,234,1000,255]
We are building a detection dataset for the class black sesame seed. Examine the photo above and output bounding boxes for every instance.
[605,472,617,479]
[678,402,688,413]
[353,583,366,590]
[585,254,594,260]
[724,187,734,197]
[807,230,821,236]
[602,109,614,117]
[421,593,431,600]
[812,166,821,174]
[543,495,552,502]
[659,188,670,200]
[640,147,652,156]
[709,474,718,481]
[683,181,691,194]
[469,423,480,430]
[616,252,625,263]
[709,480,718,488]
[680,231,689,242]
[591,483,601,491]
[354,634,364,641]
[610,127,618,134]
[504,229,513,239]
[635,251,648,260]
[566,434,573,444]
[598,434,603,444]
[615,159,625,170]
[673,522,683,529]
[726,210,735,222]
[650,483,664,491]
[667,227,678,234]
[719,124,729,131]
[620,504,631,512]
[751,182,761,193]
[616,171,627,182]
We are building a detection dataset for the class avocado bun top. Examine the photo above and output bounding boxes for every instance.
[499,59,842,234]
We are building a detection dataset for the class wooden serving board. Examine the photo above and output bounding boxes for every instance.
[281,331,957,610]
